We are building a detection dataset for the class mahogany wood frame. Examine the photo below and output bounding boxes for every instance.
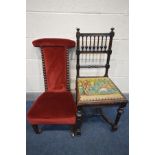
[75,28,128,135]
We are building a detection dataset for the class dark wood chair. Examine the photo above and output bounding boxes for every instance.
[75,28,128,135]
[27,38,77,136]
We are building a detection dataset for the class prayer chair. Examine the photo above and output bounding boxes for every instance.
[27,38,77,136]
[75,28,128,135]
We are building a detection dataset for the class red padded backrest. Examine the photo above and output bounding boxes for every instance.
[32,38,75,92]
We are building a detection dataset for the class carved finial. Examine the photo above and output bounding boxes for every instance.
[110,27,115,36]
[111,27,114,31]
[76,28,80,38]
[76,28,80,33]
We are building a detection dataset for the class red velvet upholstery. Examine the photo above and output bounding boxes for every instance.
[42,47,67,92]
[27,38,76,125]
[32,38,75,48]
[27,92,76,125]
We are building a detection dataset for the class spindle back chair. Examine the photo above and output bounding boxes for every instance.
[75,28,128,135]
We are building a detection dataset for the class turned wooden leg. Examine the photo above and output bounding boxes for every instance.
[112,103,127,131]
[76,107,83,136]
[32,125,42,134]
[70,124,77,137]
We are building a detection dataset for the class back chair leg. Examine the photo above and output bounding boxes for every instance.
[32,125,42,134]
[76,107,83,135]
[112,103,127,131]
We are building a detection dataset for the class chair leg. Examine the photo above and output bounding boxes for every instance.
[76,107,83,136]
[112,103,127,131]
[70,124,77,137]
[32,125,42,134]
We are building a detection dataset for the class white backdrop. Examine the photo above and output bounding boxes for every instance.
[26,0,129,93]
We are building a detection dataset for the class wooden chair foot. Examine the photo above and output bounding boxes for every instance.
[112,103,127,131]
[112,125,118,131]
[76,129,81,136]
[32,125,42,134]
[70,125,77,137]
[76,107,83,136]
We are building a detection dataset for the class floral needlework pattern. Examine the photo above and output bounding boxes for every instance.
[78,77,124,103]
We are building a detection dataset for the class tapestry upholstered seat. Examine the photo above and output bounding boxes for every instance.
[27,38,77,135]
[77,77,126,105]
[75,28,128,135]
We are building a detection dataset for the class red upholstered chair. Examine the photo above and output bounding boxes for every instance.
[27,38,77,135]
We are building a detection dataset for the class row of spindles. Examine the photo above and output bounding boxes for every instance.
[80,35,109,51]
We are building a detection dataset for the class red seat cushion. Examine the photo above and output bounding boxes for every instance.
[27,92,77,125]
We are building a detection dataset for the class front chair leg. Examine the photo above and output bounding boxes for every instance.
[32,125,42,134]
[70,124,77,137]
[76,107,83,136]
[112,103,127,131]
